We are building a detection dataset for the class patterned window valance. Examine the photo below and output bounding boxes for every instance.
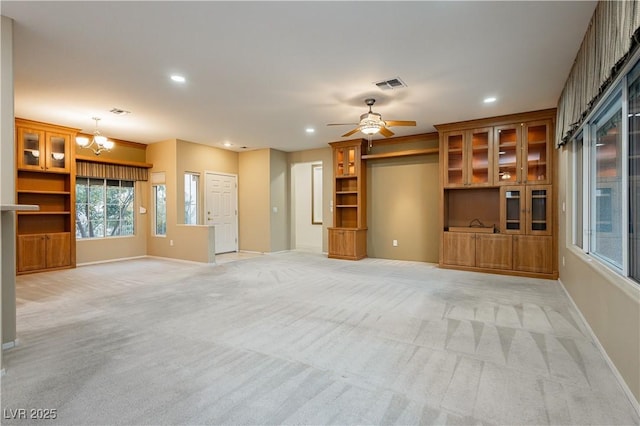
[556,1,640,147]
[76,160,148,181]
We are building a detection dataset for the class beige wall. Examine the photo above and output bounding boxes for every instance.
[270,149,289,252]
[1,15,15,353]
[558,145,640,402]
[146,139,178,259]
[238,149,270,252]
[288,147,332,253]
[175,139,238,224]
[366,154,440,262]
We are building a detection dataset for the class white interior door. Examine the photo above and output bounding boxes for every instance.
[205,172,238,254]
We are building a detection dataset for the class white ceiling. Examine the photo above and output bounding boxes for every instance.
[2,1,596,152]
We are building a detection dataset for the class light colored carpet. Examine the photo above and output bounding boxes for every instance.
[1,251,638,425]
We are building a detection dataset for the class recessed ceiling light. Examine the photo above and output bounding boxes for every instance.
[170,75,186,83]
[223,142,232,147]
[484,97,497,103]
[305,128,315,133]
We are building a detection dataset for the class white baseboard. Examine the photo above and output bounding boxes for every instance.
[558,278,640,416]
[144,255,214,266]
[77,255,146,267]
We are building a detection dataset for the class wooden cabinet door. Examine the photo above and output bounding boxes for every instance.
[46,232,71,268]
[513,235,553,274]
[494,124,522,185]
[442,232,475,266]
[522,120,551,184]
[500,186,525,234]
[17,126,46,171]
[467,127,493,187]
[443,131,466,187]
[476,234,512,269]
[17,234,46,272]
[45,132,71,173]
[329,228,355,258]
[335,145,358,177]
[526,185,552,236]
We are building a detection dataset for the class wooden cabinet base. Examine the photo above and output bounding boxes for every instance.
[439,263,558,280]
[441,231,556,279]
[328,228,367,260]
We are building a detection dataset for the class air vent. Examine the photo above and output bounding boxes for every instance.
[110,108,131,115]
[374,77,407,90]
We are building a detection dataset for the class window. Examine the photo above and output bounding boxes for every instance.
[154,184,167,236]
[571,55,639,284]
[76,178,134,239]
[591,93,623,268]
[184,173,199,225]
[628,60,640,282]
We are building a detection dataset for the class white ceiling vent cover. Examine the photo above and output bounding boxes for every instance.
[374,77,407,90]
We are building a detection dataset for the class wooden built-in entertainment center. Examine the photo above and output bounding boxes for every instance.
[436,108,557,279]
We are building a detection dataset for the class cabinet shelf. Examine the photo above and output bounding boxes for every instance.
[17,189,70,195]
[528,140,547,146]
[17,211,70,216]
[336,205,358,208]
[336,191,357,195]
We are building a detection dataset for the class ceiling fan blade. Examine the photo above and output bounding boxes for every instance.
[341,128,361,137]
[384,120,416,127]
[327,123,358,126]
[379,126,395,137]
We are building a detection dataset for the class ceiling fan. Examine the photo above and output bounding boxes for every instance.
[327,98,416,138]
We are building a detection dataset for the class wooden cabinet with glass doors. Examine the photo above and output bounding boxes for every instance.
[436,109,557,279]
[494,120,552,185]
[15,118,78,274]
[328,139,367,260]
[443,127,493,187]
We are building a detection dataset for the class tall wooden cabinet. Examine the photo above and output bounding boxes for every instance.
[15,118,78,274]
[436,109,557,279]
[328,139,367,260]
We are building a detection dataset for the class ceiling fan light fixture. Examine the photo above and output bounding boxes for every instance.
[360,123,381,135]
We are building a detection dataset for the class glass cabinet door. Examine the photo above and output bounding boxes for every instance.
[336,146,356,177]
[527,185,552,235]
[444,132,465,187]
[501,186,524,234]
[45,132,70,172]
[17,127,45,170]
[495,124,521,185]
[523,121,551,184]
[468,127,493,186]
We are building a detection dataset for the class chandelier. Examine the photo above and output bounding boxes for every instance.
[76,117,114,155]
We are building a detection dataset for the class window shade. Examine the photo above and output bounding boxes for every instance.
[76,160,148,181]
[556,1,640,147]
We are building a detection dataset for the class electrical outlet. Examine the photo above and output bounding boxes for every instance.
[393,239,398,247]
[170,240,174,247]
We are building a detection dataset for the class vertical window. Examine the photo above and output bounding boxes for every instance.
[154,184,167,236]
[76,178,134,239]
[184,173,199,225]
[590,93,623,269]
[628,61,640,282]
[573,132,584,248]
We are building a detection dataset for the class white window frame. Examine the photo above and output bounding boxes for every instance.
[569,49,639,284]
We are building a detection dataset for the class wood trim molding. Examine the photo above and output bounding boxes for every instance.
[75,154,153,169]
[15,117,80,134]
[434,108,557,133]
[362,148,439,160]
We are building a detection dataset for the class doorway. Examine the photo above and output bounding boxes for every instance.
[204,172,238,254]
[292,162,323,252]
